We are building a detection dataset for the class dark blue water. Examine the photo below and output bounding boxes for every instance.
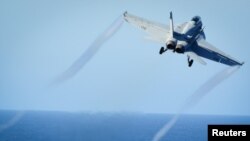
[0,110,249,141]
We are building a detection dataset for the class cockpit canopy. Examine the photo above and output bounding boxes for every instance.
[191,16,202,26]
[191,16,201,24]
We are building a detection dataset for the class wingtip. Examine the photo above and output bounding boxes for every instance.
[235,61,244,67]
[123,11,128,17]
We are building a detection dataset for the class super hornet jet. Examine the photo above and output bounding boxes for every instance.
[123,12,244,67]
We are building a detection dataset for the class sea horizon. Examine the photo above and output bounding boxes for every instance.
[0,110,249,141]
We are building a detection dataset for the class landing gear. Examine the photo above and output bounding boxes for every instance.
[159,47,167,55]
[188,60,193,67]
[187,56,193,67]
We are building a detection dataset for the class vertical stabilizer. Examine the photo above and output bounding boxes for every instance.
[169,11,174,38]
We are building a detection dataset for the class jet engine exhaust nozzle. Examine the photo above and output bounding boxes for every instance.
[166,40,176,50]
[175,44,185,53]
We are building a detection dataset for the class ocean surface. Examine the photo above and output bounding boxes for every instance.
[0,110,249,141]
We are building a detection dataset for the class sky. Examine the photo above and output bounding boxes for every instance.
[0,0,249,115]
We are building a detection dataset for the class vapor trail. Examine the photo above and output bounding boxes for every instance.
[0,111,25,133]
[180,66,239,112]
[53,15,124,84]
[152,66,240,141]
[152,114,179,141]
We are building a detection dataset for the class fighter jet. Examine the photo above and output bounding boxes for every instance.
[123,12,244,67]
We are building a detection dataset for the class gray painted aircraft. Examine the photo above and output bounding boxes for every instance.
[123,12,244,67]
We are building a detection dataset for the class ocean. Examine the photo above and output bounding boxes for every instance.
[0,110,249,141]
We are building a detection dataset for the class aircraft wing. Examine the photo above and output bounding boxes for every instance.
[123,12,170,44]
[192,39,244,66]
[186,51,207,65]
